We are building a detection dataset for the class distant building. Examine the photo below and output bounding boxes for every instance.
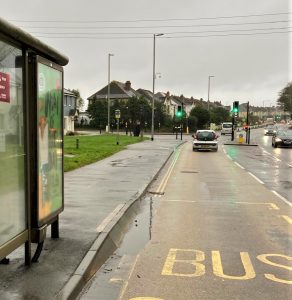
[64,88,78,134]
[87,80,139,105]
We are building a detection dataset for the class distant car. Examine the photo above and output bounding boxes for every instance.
[264,125,276,135]
[192,130,218,152]
[272,130,292,148]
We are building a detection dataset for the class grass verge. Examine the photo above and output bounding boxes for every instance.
[64,134,145,172]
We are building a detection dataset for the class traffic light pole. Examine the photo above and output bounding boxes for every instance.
[231,115,235,141]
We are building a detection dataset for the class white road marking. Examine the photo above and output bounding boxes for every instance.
[272,190,292,208]
[234,162,245,169]
[161,200,197,203]
[248,172,264,184]
[260,146,290,165]
[226,155,233,160]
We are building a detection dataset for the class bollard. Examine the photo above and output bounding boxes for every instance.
[238,133,244,144]
[76,138,79,149]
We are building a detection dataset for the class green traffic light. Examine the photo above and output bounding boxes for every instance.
[176,111,182,117]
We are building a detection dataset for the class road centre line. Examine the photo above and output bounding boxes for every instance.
[272,190,292,208]
[248,172,264,184]
[234,162,245,169]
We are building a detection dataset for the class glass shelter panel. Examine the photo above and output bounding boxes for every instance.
[0,40,25,247]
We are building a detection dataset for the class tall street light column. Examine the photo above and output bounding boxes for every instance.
[151,33,164,141]
[207,75,215,111]
[107,53,114,133]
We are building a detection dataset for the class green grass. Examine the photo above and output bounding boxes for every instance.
[64,134,146,172]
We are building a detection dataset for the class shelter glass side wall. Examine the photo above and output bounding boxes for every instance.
[0,40,26,247]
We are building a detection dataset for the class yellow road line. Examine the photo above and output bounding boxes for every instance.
[235,202,279,210]
[156,148,181,194]
[281,215,292,224]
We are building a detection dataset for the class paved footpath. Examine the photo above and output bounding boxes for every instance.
[0,135,185,300]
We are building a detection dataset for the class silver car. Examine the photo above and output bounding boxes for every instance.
[192,130,218,152]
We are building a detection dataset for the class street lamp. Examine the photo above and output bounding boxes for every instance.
[207,75,215,111]
[151,33,164,141]
[107,53,114,133]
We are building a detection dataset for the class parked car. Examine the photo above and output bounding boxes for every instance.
[192,130,218,152]
[272,130,292,148]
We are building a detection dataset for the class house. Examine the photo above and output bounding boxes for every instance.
[63,88,78,134]
[87,80,139,105]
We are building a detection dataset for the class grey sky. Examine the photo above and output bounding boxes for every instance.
[1,0,290,108]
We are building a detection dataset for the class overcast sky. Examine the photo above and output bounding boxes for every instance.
[1,0,290,108]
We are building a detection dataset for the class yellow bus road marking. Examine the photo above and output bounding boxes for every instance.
[156,149,181,194]
[235,202,280,210]
[281,215,292,224]
[162,248,292,284]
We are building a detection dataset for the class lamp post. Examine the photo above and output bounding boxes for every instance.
[107,53,114,133]
[207,75,215,111]
[151,33,164,141]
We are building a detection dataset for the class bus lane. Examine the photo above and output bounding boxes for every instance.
[121,142,292,300]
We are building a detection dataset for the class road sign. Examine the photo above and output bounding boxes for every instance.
[115,109,121,119]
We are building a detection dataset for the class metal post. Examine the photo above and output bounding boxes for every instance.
[116,119,120,145]
[151,35,156,141]
[231,115,235,141]
[151,33,163,141]
[107,53,114,133]
[207,75,214,111]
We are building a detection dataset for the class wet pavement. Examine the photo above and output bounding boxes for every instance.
[0,135,185,300]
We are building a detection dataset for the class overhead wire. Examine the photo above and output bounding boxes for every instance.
[17,19,290,29]
[8,12,292,23]
[34,31,291,40]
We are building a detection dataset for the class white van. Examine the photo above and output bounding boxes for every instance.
[221,122,233,135]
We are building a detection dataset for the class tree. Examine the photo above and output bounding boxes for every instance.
[210,107,231,124]
[189,106,210,129]
[87,100,107,128]
[69,89,85,111]
[277,82,292,118]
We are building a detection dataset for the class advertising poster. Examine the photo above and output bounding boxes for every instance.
[37,61,63,225]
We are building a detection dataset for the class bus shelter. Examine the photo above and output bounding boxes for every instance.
[0,17,68,265]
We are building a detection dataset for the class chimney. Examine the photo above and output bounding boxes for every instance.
[125,81,131,91]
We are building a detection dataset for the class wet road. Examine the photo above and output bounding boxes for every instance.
[221,128,292,202]
[79,139,292,300]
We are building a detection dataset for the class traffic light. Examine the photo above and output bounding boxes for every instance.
[233,101,239,117]
[176,105,182,117]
